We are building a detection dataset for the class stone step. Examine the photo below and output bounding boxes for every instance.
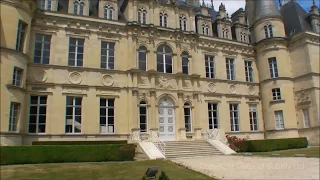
[165,148,220,151]
[166,150,220,155]
[166,153,221,158]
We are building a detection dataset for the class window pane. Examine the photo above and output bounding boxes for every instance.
[30,106,38,114]
[108,108,114,116]
[39,115,46,123]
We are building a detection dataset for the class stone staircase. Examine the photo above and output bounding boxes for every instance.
[164,140,222,159]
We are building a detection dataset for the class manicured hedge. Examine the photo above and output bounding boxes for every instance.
[0,144,135,165]
[240,137,308,152]
[32,141,127,145]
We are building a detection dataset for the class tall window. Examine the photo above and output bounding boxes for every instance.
[16,20,27,52]
[12,67,22,87]
[34,34,51,64]
[29,96,47,133]
[202,24,209,35]
[104,5,113,20]
[226,58,235,80]
[208,103,218,129]
[275,110,284,130]
[264,23,273,38]
[272,88,281,100]
[139,101,148,132]
[9,103,20,132]
[101,41,115,69]
[249,104,258,131]
[41,0,52,10]
[222,27,229,39]
[74,0,84,15]
[230,104,239,132]
[181,52,189,75]
[100,98,115,133]
[160,11,168,27]
[157,44,173,73]
[205,55,215,78]
[138,46,147,71]
[302,109,310,128]
[65,97,82,133]
[138,8,147,24]
[184,103,192,132]
[69,38,84,67]
[268,57,278,78]
[179,15,187,31]
[245,61,253,82]
[240,32,246,42]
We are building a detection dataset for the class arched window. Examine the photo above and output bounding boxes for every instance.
[184,103,192,132]
[138,46,147,71]
[41,0,51,10]
[202,23,209,35]
[139,101,148,132]
[181,51,189,75]
[74,0,84,15]
[240,32,246,42]
[157,44,173,73]
[179,15,187,31]
[222,27,229,39]
[138,8,147,24]
[104,5,113,20]
[264,23,273,38]
[160,11,168,27]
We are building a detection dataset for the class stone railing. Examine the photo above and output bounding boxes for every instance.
[202,129,228,145]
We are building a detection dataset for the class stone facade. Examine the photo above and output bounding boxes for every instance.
[0,0,319,145]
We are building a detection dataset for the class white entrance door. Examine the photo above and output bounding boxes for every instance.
[158,98,175,141]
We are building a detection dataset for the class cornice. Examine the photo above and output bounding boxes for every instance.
[0,47,30,62]
[293,72,320,81]
[1,0,35,17]
[200,77,260,86]
[260,77,293,84]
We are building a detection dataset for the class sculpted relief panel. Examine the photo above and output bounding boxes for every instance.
[157,76,176,89]
[295,91,311,104]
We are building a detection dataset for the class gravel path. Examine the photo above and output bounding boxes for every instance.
[172,155,320,180]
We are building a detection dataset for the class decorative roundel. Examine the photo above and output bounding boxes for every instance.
[228,85,236,94]
[208,83,216,93]
[69,72,82,84]
[33,70,47,82]
[102,75,114,86]
[168,126,173,132]
[248,86,255,95]
[168,117,173,123]
[159,117,164,123]
[159,126,164,132]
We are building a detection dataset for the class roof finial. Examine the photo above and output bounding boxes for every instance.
[278,0,282,8]
[312,0,315,6]
[211,0,214,8]
[202,0,205,7]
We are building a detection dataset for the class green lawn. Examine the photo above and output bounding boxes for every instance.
[0,160,214,180]
[238,147,320,158]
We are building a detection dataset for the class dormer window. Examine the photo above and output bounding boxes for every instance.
[222,27,229,39]
[202,23,209,35]
[74,0,84,15]
[41,0,51,10]
[104,5,113,20]
[179,15,187,31]
[138,8,147,24]
[240,32,246,42]
[160,11,168,27]
[264,23,273,38]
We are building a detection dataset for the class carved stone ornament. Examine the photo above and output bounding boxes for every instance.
[248,86,255,95]
[208,83,216,93]
[102,75,114,86]
[33,70,47,82]
[139,91,150,97]
[138,76,149,85]
[228,84,237,94]
[183,80,191,88]
[69,72,82,84]
[157,76,173,89]
[295,91,310,104]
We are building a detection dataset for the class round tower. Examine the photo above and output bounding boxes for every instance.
[0,0,36,145]
[246,0,299,139]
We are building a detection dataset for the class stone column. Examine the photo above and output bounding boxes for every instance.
[178,92,187,140]
[150,90,158,135]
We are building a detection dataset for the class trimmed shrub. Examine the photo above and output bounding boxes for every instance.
[32,140,127,145]
[0,144,135,165]
[240,137,308,152]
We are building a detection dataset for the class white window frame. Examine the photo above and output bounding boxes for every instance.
[245,61,254,82]
[12,67,23,87]
[264,23,273,38]
[272,88,281,100]
[226,58,235,80]
[202,24,209,35]
[101,41,115,70]
[28,96,47,134]
[41,0,52,10]
[275,110,284,130]
[184,103,192,132]
[160,11,168,27]
[302,108,310,128]
[74,0,84,15]
[208,103,219,129]
[230,104,240,132]
[222,27,229,39]
[268,57,278,78]
[138,8,147,24]
[157,45,173,73]
[9,102,19,132]
[68,38,84,67]
[138,46,147,71]
[179,15,187,31]
[34,34,51,64]
[104,5,113,20]
[249,104,258,131]
[16,20,27,52]
[139,101,148,133]
[65,97,82,134]
[100,98,115,134]
[205,55,215,78]
[181,52,189,75]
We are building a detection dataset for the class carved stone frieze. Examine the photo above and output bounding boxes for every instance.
[295,91,310,104]
[138,76,149,85]
[157,76,175,89]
